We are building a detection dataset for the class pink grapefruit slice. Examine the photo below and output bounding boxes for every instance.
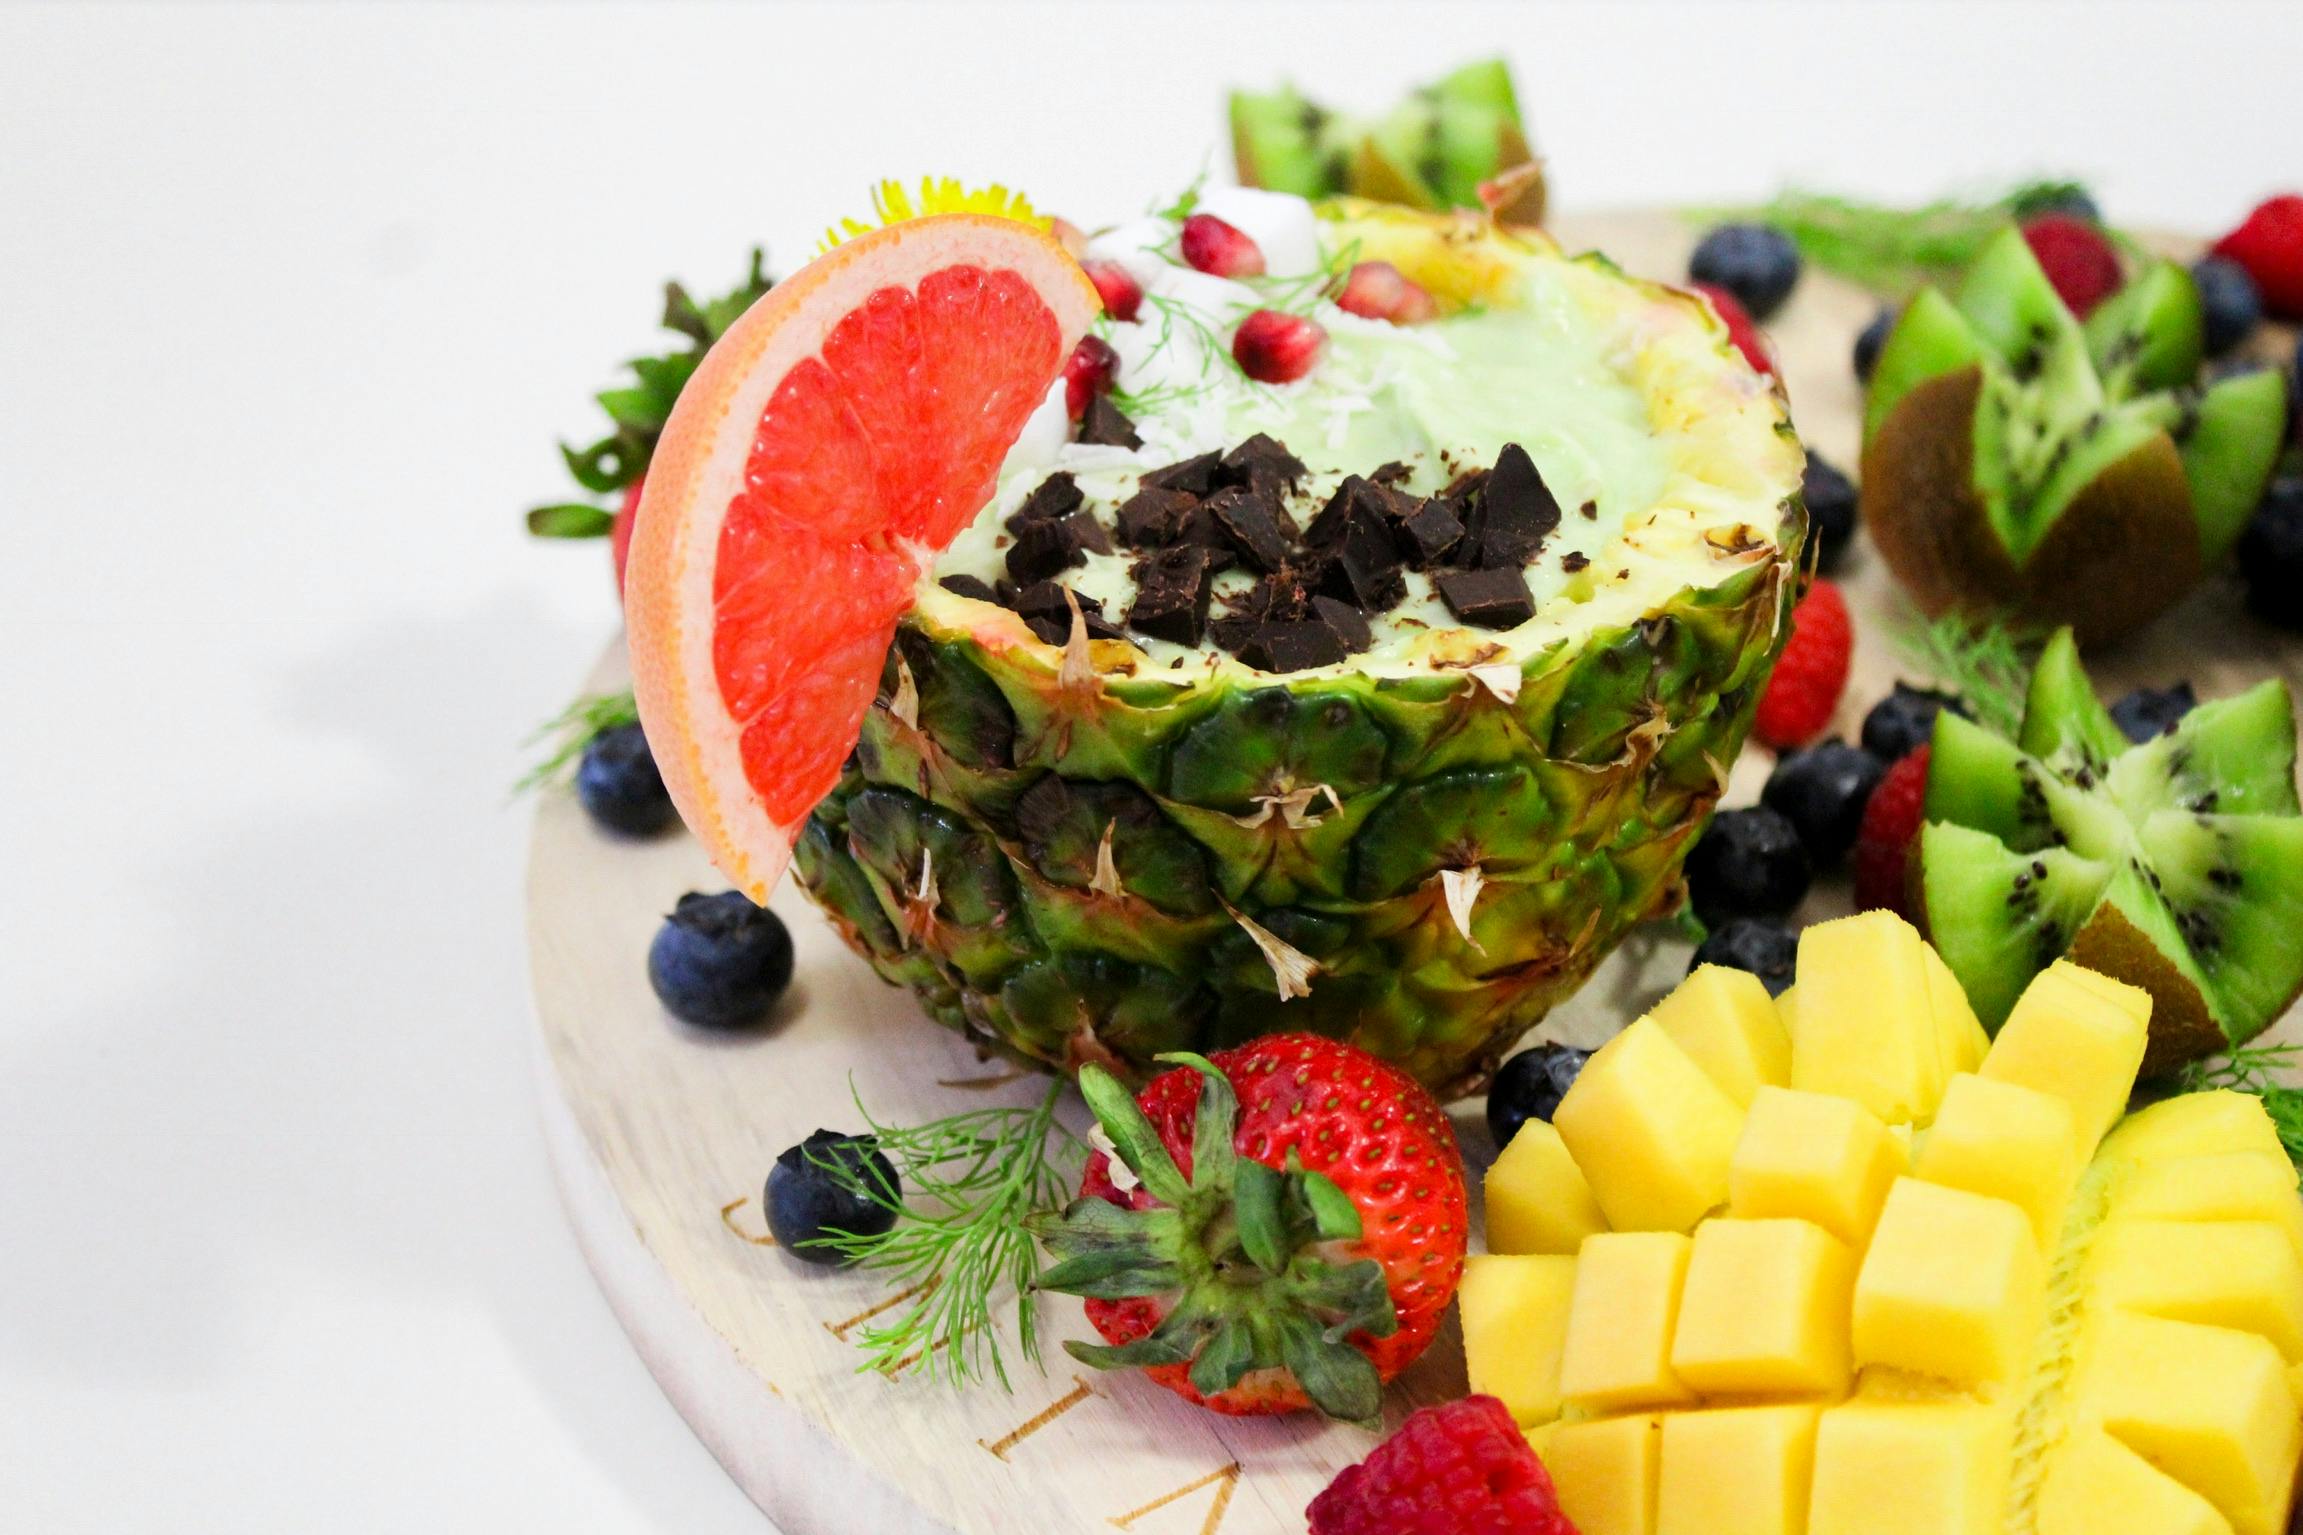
[624,215,1100,901]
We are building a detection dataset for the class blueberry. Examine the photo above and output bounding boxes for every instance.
[1690,917,1800,996]
[647,891,794,1028]
[1853,306,1896,385]
[1688,223,1802,321]
[2239,479,2303,632]
[1862,681,1971,762]
[1802,454,1859,573]
[2009,184,2101,223]
[2108,682,2197,743]
[766,1130,901,1264]
[575,722,676,836]
[1763,739,1888,865]
[1485,1044,1591,1149]
[2191,257,2263,359]
[1684,806,1812,926]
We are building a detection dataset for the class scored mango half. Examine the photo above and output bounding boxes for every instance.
[1468,910,2303,1535]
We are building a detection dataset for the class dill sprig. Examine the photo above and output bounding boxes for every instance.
[1893,610,2035,740]
[2178,1043,2303,1166]
[517,688,638,793]
[804,1076,1080,1391]
[1691,180,2095,297]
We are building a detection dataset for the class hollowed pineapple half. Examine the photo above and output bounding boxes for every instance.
[1465,910,2303,1535]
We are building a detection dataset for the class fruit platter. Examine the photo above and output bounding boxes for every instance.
[520,61,2303,1535]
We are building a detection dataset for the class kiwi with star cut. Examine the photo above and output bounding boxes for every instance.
[1862,225,2288,645]
[1914,628,2303,1075]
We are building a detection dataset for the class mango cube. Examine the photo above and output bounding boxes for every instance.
[1486,1119,1609,1256]
[1789,912,1946,1125]
[2109,1152,2303,1263]
[1853,1178,2043,1385]
[1548,1413,1662,1535]
[2070,1309,2300,1535]
[1979,961,2149,1157]
[2088,1219,2303,1361]
[1650,964,1791,1107]
[1460,1254,1578,1427]
[1656,1404,1821,1535]
[1808,1400,2011,1535]
[1670,1218,1855,1396]
[2037,1427,2235,1535]
[1559,1231,1697,1413]
[1921,940,1989,1079]
[1913,1073,2083,1250]
[2100,1090,2287,1170]
[1729,1086,1905,1247]
[1555,1019,1744,1232]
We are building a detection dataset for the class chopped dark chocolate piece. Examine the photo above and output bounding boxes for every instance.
[939,573,999,603]
[1126,544,1217,646]
[1010,581,1121,644]
[1205,484,1296,573]
[1441,466,1490,505]
[1115,486,1200,548]
[1318,546,1407,614]
[1005,508,1107,584]
[1078,395,1142,449]
[1369,460,1413,486]
[1310,595,1372,654]
[1395,497,1465,569]
[1140,451,1223,496]
[1579,499,1598,519]
[1561,550,1591,573]
[1434,566,1536,629]
[1238,620,1347,673]
[1218,433,1307,494]
[1470,443,1562,569]
[1004,472,1083,534]
[1207,612,1262,654]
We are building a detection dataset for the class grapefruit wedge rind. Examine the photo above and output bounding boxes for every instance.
[624,215,1099,902]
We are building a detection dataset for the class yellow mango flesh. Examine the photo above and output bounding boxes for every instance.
[1487,1118,1610,1255]
[1459,1254,1577,1426]
[1554,1018,1744,1232]
[1463,941,2303,1535]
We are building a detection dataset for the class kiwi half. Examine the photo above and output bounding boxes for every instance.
[1230,58,1543,224]
[1863,226,2289,644]
[1918,629,2303,1073]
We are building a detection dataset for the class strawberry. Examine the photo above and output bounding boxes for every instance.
[1690,281,1775,376]
[1754,579,1852,750]
[2021,214,2123,317]
[611,476,644,597]
[1035,1034,1467,1423]
[2213,194,2303,320]
[1308,1395,1577,1535]
[1854,744,1931,918]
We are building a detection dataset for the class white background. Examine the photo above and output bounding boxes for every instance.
[3,1,2299,1529]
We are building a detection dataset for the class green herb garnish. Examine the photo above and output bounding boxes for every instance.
[517,688,639,793]
[803,1077,1079,1390]
[1692,180,2097,296]
[1894,610,2035,740]
[2178,1043,2303,1166]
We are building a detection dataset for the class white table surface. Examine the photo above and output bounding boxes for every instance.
[3,2,2298,1528]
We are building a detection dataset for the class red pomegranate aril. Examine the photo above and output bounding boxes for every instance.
[1233,310,1325,384]
[1063,334,1121,418]
[1334,261,1438,324]
[1180,213,1266,278]
[1083,259,1144,322]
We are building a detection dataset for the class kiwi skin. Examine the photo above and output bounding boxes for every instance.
[2066,901,2231,1077]
[1862,366,2204,646]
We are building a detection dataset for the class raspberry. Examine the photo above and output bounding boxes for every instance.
[2213,193,2303,320]
[1690,281,1775,375]
[2021,214,2122,317]
[1754,579,1852,750]
[1233,309,1326,384]
[1854,744,1931,918]
[1306,1396,1577,1535]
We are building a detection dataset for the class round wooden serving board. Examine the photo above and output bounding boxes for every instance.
[528,209,2303,1535]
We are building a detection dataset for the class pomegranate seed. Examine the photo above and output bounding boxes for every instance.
[1180,213,1265,278]
[1233,310,1325,384]
[1083,260,1144,322]
[1334,261,1438,324]
[1063,334,1121,418]
[1690,281,1775,376]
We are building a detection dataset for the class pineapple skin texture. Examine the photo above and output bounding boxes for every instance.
[1471,916,2303,1535]
[789,207,1804,1097]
